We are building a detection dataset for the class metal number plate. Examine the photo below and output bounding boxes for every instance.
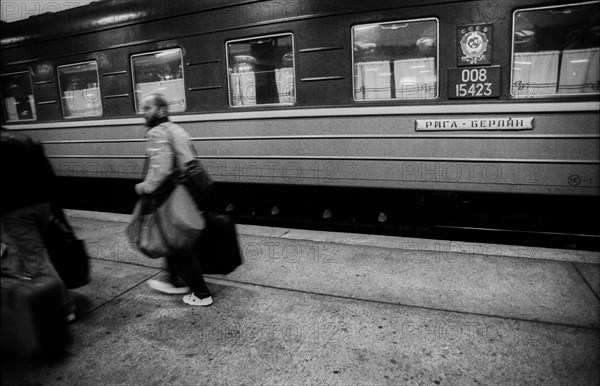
[448,66,501,99]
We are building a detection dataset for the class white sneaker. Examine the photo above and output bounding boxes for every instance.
[183,293,213,306]
[148,279,190,294]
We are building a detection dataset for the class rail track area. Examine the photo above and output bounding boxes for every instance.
[59,178,600,252]
[2,210,598,385]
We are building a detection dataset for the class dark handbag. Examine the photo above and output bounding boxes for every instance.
[194,213,243,275]
[126,185,206,259]
[44,208,90,289]
[178,158,214,211]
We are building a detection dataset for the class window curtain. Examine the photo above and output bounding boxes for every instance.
[275,67,295,104]
[136,79,186,112]
[512,51,560,97]
[27,95,37,120]
[63,87,102,117]
[558,48,599,94]
[393,57,436,100]
[7,95,37,120]
[354,61,392,100]
[229,72,256,106]
[4,97,18,121]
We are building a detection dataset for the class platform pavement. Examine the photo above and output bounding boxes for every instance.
[1,210,598,385]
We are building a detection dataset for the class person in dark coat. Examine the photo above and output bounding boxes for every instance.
[0,128,75,321]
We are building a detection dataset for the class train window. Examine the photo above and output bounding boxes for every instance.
[131,48,186,113]
[352,18,438,101]
[57,62,103,118]
[1,71,37,121]
[226,33,295,107]
[512,1,599,98]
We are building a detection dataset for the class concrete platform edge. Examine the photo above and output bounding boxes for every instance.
[65,209,599,264]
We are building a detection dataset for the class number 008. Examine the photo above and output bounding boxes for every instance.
[461,68,487,82]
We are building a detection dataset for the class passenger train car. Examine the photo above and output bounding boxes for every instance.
[1,0,598,247]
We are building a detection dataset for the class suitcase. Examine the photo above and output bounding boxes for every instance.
[195,214,243,275]
[0,274,71,360]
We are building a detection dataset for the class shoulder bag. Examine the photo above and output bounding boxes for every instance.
[126,184,205,258]
[163,123,214,211]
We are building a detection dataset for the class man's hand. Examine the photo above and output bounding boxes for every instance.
[135,183,145,195]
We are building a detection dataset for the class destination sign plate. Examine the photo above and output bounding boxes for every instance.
[448,66,501,98]
[415,117,534,131]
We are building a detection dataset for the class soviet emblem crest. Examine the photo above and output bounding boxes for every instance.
[458,24,492,66]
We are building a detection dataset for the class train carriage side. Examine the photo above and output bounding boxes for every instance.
[1,0,598,243]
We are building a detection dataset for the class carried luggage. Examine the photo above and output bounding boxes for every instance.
[195,214,243,275]
[0,274,71,360]
[45,207,90,289]
[126,185,206,258]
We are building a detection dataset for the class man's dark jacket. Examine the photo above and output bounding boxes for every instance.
[1,130,56,214]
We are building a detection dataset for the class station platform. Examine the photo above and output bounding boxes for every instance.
[2,209,599,385]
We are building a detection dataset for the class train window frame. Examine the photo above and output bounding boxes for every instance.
[351,17,440,103]
[57,61,103,118]
[1,71,37,122]
[510,1,600,99]
[225,32,296,108]
[130,48,186,114]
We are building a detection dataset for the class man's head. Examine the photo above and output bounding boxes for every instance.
[140,93,168,126]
